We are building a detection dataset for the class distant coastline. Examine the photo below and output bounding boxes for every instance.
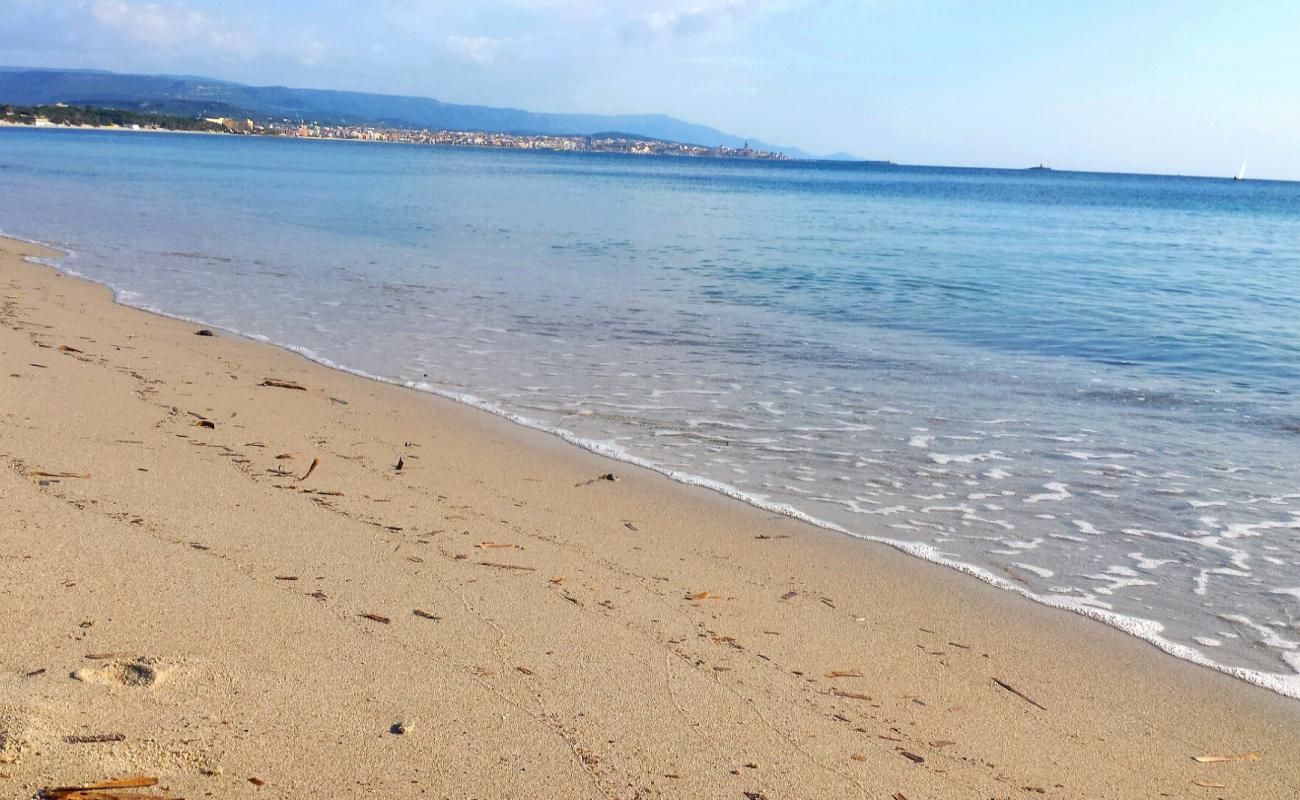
[1,102,789,160]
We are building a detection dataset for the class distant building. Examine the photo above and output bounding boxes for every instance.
[205,117,256,134]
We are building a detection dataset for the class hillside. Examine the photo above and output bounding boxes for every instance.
[0,67,806,156]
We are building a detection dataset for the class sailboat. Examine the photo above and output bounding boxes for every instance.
[1233,160,1247,181]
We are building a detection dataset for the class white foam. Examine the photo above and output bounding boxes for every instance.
[929,450,1005,465]
[1025,482,1071,503]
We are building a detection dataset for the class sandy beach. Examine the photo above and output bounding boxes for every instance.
[1,234,1297,799]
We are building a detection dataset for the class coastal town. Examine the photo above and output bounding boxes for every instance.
[1,104,789,160]
[277,122,788,159]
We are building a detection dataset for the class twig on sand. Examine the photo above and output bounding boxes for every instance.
[259,378,306,390]
[992,677,1047,710]
[477,561,536,572]
[27,470,90,479]
[38,775,164,799]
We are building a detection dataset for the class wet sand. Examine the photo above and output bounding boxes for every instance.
[2,236,1297,799]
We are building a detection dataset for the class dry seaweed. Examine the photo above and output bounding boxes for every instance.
[1192,752,1259,764]
[259,378,306,390]
[297,457,320,482]
[62,733,126,744]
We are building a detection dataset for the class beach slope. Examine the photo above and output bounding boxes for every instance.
[1,237,1296,799]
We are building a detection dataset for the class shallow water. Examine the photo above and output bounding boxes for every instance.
[3,127,1299,696]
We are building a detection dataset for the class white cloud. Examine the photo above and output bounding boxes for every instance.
[87,0,256,58]
[444,34,509,65]
[623,0,797,42]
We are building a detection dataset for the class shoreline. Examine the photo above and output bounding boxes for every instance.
[14,229,1300,703]
[2,235,1298,798]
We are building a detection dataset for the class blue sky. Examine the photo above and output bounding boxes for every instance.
[4,1,1299,178]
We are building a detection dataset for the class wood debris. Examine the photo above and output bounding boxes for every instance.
[259,378,306,390]
[477,561,537,572]
[1192,780,1227,788]
[476,542,519,549]
[193,420,215,429]
[826,670,863,678]
[38,775,176,800]
[898,750,924,764]
[297,457,320,482]
[395,457,404,471]
[992,677,1047,710]
[360,613,391,624]
[1191,752,1259,764]
[27,470,91,479]
[24,667,47,677]
[58,344,84,353]
[412,610,441,620]
[850,753,867,762]
[274,453,294,460]
[687,591,712,601]
[832,689,872,701]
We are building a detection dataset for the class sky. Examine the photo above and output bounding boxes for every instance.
[3,0,1299,178]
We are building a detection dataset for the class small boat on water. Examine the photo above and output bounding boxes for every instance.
[1233,160,1247,181]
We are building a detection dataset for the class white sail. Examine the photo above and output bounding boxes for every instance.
[1235,160,1247,181]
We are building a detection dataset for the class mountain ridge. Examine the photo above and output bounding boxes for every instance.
[0,67,812,157]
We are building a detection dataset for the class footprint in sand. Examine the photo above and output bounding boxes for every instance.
[72,658,169,688]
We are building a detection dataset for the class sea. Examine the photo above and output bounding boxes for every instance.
[3,127,1298,698]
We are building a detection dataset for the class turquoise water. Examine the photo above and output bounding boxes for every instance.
[3,127,1299,696]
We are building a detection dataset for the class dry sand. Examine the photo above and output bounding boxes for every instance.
[1,235,1297,799]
